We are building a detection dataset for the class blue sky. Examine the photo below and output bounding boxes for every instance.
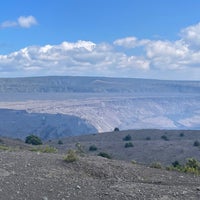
[0,0,200,80]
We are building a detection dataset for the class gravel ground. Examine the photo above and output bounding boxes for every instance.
[1,149,200,200]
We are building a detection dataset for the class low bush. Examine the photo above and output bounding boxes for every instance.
[0,145,19,152]
[58,140,63,145]
[114,127,119,132]
[167,158,200,175]
[150,162,162,169]
[172,160,181,168]
[131,160,137,164]
[64,149,78,163]
[124,142,134,148]
[193,140,200,147]
[89,145,98,151]
[0,145,10,151]
[161,135,169,141]
[30,145,57,153]
[25,135,42,145]
[98,152,111,159]
[75,142,85,154]
[179,133,184,137]
[123,134,132,141]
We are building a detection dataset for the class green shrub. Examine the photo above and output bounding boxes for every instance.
[98,152,111,159]
[131,160,137,164]
[64,149,78,163]
[25,135,42,145]
[150,162,162,169]
[185,158,200,169]
[172,160,181,168]
[30,145,57,153]
[58,140,63,145]
[89,145,97,151]
[161,135,169,141]
[179,133,184,137]
[193,140,200,147]
[114,127,119,132]
[123,134,132,141]
[0,145,9,151]
[166,166,176,171]
[168,158,200,175]
[124,142,134,148]
[75,142,85,154]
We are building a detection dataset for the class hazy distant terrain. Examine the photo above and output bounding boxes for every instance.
[0,76,200,138]
[0,109,97,140]
[0,76,200,93]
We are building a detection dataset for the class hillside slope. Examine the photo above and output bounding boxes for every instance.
[1,149,200,200]
[45,129,200,165]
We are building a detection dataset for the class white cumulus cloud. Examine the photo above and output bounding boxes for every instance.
[17,16,37,28]
[0,16,37,29]
[180,22,200,48]
[114,37,149,48]
[1,21,17,28]
[0,40,149,77]
[1,22,200,79]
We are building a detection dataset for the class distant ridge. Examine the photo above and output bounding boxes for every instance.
[0,76,200,93]
[0,76,200,132]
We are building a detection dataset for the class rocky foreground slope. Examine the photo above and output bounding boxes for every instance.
[1,136,200,200]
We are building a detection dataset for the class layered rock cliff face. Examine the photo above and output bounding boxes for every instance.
[0,76,199,138]
[0,109,97,140]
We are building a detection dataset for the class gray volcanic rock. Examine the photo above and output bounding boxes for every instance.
[0,109,97,140]
[0,150,200,200]
[0,76,200,133]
